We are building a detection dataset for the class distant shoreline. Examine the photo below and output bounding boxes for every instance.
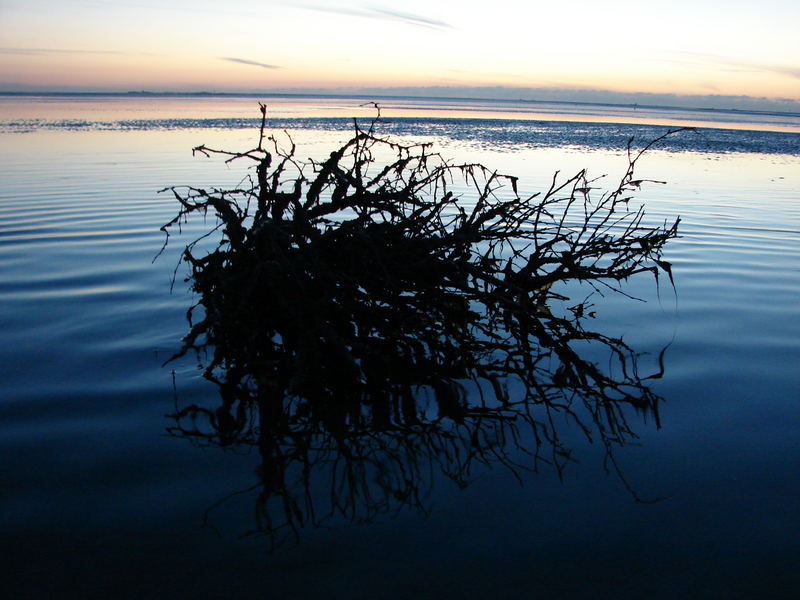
[2,90,799,120]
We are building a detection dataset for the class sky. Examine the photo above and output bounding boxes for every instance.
[1,0,799,109]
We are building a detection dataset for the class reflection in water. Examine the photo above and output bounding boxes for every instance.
[163,107,676,547]
[167,300,665,548]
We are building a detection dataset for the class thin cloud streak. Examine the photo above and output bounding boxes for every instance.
[368,7,452,29]
[660,51,800,80]
[771,66,800,79]
[0,47,147,56]
[79,0,261,18]
[221,57,281,70]
[300,3,452,30]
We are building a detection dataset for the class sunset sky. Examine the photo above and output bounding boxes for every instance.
[1,0,798,108]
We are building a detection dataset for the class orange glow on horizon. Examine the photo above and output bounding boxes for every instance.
[1,0,798,108]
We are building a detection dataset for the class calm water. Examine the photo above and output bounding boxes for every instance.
[1,96,799,599]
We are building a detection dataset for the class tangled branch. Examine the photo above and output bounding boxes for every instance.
[160,105,682,546]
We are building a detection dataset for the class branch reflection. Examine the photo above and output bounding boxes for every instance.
[167,290,664,547]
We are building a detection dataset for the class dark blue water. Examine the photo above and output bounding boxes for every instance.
[1,102,799,598]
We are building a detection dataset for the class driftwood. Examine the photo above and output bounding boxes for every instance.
[160,105,681,546]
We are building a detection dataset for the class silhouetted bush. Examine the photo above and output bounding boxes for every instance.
[160,105,680,545]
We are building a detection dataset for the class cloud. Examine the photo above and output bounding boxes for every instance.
[300,3,452,30]
[760,65,800,80]
[368,7,452,29]
[658,52,800,80]
[79,0,260,18]
[0,47,134,56]
[221,57,281,70]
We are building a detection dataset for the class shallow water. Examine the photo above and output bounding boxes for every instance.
[1,97,799,599]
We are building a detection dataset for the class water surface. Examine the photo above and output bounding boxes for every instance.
[1,96,799,599]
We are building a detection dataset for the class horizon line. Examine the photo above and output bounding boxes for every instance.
[3,90,800,119]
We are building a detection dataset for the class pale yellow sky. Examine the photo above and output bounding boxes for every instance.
[1,0,798,106]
